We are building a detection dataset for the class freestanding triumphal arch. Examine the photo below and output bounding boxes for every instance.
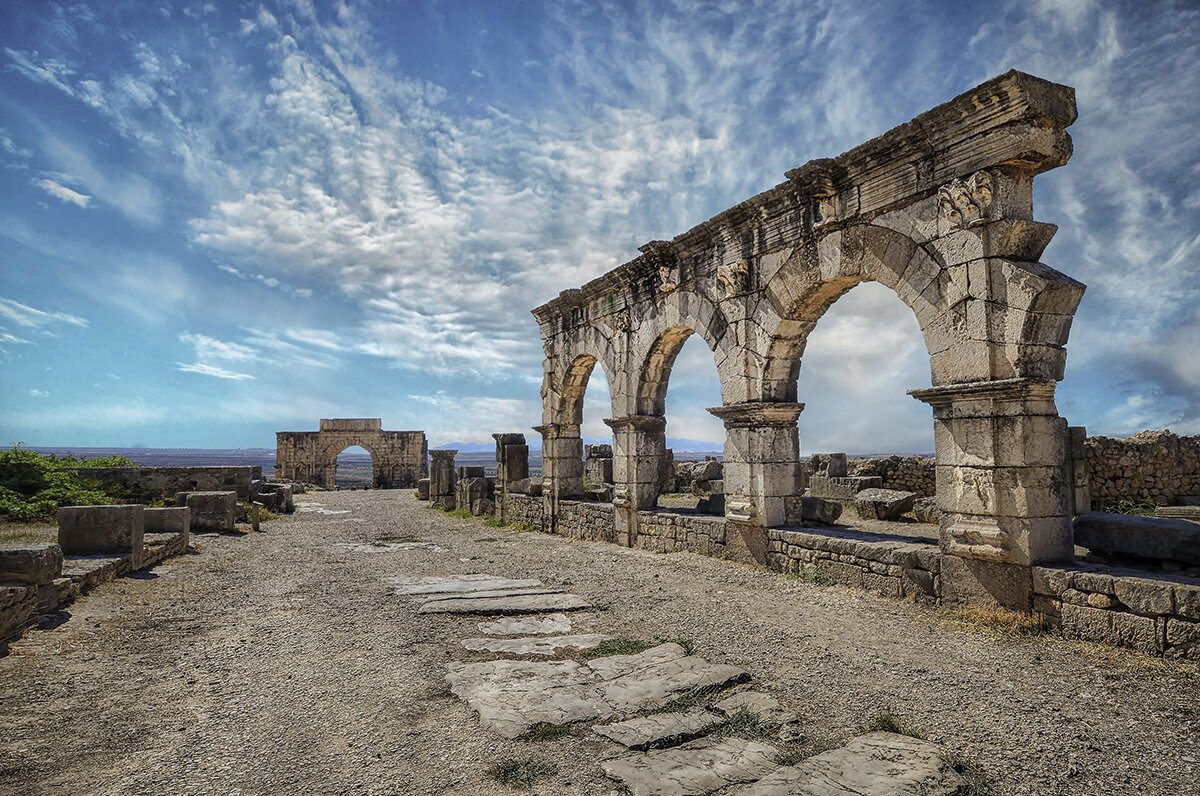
[275,419,427,489]
[532,71,1086,607]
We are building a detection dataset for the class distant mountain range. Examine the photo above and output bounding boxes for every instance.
[430,437,725,453]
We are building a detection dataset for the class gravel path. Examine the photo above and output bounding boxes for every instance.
[0,490,1196,795]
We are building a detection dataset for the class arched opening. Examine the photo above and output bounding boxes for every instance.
[791,280,937,536]
[636,326,724,513]
[578,356,615,497]
[335,445,374,489]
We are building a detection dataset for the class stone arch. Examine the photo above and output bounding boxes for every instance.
[274,419,427,489]
[318,441,381,488]
[630,289,730,417]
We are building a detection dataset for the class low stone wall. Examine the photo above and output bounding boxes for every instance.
[1032,563,1200,659]
[848,456,936,497]
[1085,431,1200,506]
[765,528,942,602]
[501,493,544,529]
[635,510,728,556]
[556,500,616,543]
[73,466,262,501]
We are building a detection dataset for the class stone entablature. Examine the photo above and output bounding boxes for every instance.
[530,71,1086,608]
[275,419,427,489]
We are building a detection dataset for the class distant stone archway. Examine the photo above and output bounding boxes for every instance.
[275,419,427,489]
[531,71,1087,607]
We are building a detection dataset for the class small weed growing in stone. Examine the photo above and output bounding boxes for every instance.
[865,712,925,739]
[708,707,775,741]
[1096,498,1159,517]
[508,521,536,532]
[482,518,506,528]
[485,756,558,787]
[773,735,842,767]
[446,508,473,519]
[656,684,723,713]
[941,606,1054,638]
[427,504,447,512]
[586,638,658,658]
[787,565,837,587]
[517,721,575,741]
[945,752,994,795]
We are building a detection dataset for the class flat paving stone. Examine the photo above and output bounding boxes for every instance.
[445,643,748,738]
[420,587,563,603]
[593,708,724,750]
[386,574,544,595]
[418,592,592,615]
[714,691,787,721]
[740,731,966,795]
[601,737,780,796]
[478,613,573,636]
[461,633,612,655]
[332,542,445,553]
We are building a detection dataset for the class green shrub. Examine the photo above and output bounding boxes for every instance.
[0,444,133,522]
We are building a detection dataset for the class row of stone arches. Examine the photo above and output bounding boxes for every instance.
[532,72,1085,605]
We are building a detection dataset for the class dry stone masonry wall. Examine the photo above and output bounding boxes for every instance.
[1085,430,1200,506]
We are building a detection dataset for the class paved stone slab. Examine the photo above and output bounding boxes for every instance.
[333,542,445,553]
[445,643,748,738]
[421,588,562,603]
[461,633,612,655]
[740,732,966,795]
[387,574,544,595]
[420,592,592,615]
[713,691,786,720]
[478,613,573,636]
[593,709,724,750]
[601,737,780,796]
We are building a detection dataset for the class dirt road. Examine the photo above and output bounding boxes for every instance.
[0,490,1196,795]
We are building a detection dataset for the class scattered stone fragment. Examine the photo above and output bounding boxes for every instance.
[713,691,787,721]
[798,496,842,525]
[912,495,942,524]
[593,709,724,750]
[601,737,780,796]
[461,633,612,655]
[741,732,966,794]
[853,488,918,520]
[387,574,545,595]
[478,614,573,636]
[445,643,747,737]
[420,592,592,615]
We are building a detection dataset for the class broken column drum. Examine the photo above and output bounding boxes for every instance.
[274,419,428,489]
[530,71,1086,609]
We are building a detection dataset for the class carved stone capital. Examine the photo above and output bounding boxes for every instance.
[603,415,667,433]
[908,378,1056,407]
[707,401,805,428]
[938,170,994,231]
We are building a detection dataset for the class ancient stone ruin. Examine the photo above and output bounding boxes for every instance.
[275,418,427,489]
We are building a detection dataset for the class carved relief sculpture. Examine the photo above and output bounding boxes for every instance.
[716,259,751,298]
[938,170,994,230]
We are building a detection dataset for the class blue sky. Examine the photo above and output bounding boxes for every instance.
[0,0,1197,453]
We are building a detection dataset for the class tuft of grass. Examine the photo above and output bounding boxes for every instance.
[656,684,724,714]
[864,712,925,739]
[239,503,278,524]
[446,508,473,519]
[485,757,558,788]
[483,517,506,528]
[941,606,1055,638]
[773,735,842,767]
[517,722,575,741]
[508,521,536,533]
[1096,498,1158,517]
[945,752,994,796]
[787,565,838,587]
[708,707,775,741]
[586,637,694,659]
[427,504,447,512]
[0,529,42,543]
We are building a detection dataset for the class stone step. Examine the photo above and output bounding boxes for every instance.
[460,633,611,655]
[593,708,724,750]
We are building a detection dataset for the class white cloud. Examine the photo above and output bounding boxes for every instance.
[0,297,88,329]
[29,388,49,398]
[175,361,255,380]
[34,177,91,207]
[179,332,258,363]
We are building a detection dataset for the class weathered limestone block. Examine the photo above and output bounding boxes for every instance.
[1165,618,1200,659]
[602,738,780,794]
[429,449,457,509]
[0,583,38,640]
[416,478,430,500]
[471,498,494,517]
[176,491,237,532]
[58,505,145,560]
[456,476,493,513]
[1060,602,1159,655]
[1074,512,1200,566]
[0,543,64,585]
[143,507,190,549]
[799,496,843,525]
[809,474,883,501]
[854,488,918,520]
[594,709,724,750]
[912,496,942,524]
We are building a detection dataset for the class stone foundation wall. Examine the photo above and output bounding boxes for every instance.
[1032,563,1200,659]
[72,466,262,501]
[848,456,936,497]
[1085,431,1200,505]
[765,528,942,602]
[635,511,728,556]
[556,500,616,543]
[501,493,544,529]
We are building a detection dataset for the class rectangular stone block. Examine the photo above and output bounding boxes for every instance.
[144,507,190,549]
[179,491,237,532]
[58,505,145,559]
[1165,618,1200,659]
[1074,512,1200,566]
[1111,574,1174,616]
[0,543,64,585]
[1061,602,1160,655]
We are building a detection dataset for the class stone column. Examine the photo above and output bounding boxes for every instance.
[429,449,458,509]
[535,423,583,499]
[910,378,1073,609]
[493,433,529,524]
[707,401,804,563]
[604,415,666,547]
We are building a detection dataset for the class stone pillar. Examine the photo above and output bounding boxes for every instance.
[707,402,804,563]
[827,453,848,478]
[1068,426,1091,515]
[429,449,457,509]
[493,433,529,524]
[584,443,614,486]
[910,378,1074,609]
[604,415,666,547]
[535,423,583,498]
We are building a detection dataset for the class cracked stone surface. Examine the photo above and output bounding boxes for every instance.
[477,613,573,636]
[740,732,966,795]
[600,737,780,796]
[418,592,592,614]
[460,633,612,655]
[714,691,787,721]
[386,574,543,595]
[593,708,724,750]
[445,642,748,737]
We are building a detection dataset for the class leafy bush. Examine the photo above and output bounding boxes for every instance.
[0,444,133,522]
